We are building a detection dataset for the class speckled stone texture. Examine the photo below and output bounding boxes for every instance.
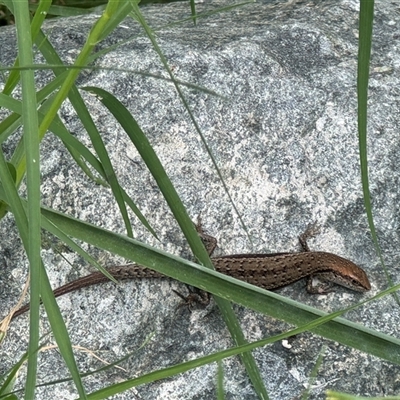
[0,0,399,398]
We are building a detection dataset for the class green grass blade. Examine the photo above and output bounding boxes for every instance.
[41,216,118,283]
[34,0,122,161]
[301,345,326,400]
[0,70,69,219]
[11,3,88,397]
[34,334,155,391]
[34,27,152,238]
[0,349,29,397]
[12,3,41,398]
[28,3,107,18]
[31,2,134,238]
[358,0,374,254]
[0,89,156,237]
[45,87,135,237]
[95,1,133,42]
[0,184,397,364]
[81,86,208,259]
[73,302,399,399]
[189,0,197,25]
[0,3,142,238]
[0,112,21,146]
[0,184,88,399]
[36,261,89,400]
[0,153,28,255]
[217,361,224,400]
[358,1,397,299]
[23,202,398,364]
[1,0,52,95]
[129,2,252,248]
[82,73,268,397]
[0,173,110,400]
[326,391,400,400]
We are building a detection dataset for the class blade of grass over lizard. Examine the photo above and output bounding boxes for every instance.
[80,84,269,398]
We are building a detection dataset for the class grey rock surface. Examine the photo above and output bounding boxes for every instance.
[0,0,399,398]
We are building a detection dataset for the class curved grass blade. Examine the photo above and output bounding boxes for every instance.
[81,84,269,397]
[0,186,398,363]
[62,296,400,399]
[22,201,400,365]
[129,2,253,250]
[0,90,156,238]
[12,2,43,397]
[358,1,396,300]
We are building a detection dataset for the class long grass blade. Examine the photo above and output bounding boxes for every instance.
[358,1,397,301]
[12,3,42,398]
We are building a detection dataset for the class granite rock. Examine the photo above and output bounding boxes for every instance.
[0,0,399,398]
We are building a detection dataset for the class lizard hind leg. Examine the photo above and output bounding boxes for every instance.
[298,222,321,252]
[195,215,218,256]
[172,287,211,311]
